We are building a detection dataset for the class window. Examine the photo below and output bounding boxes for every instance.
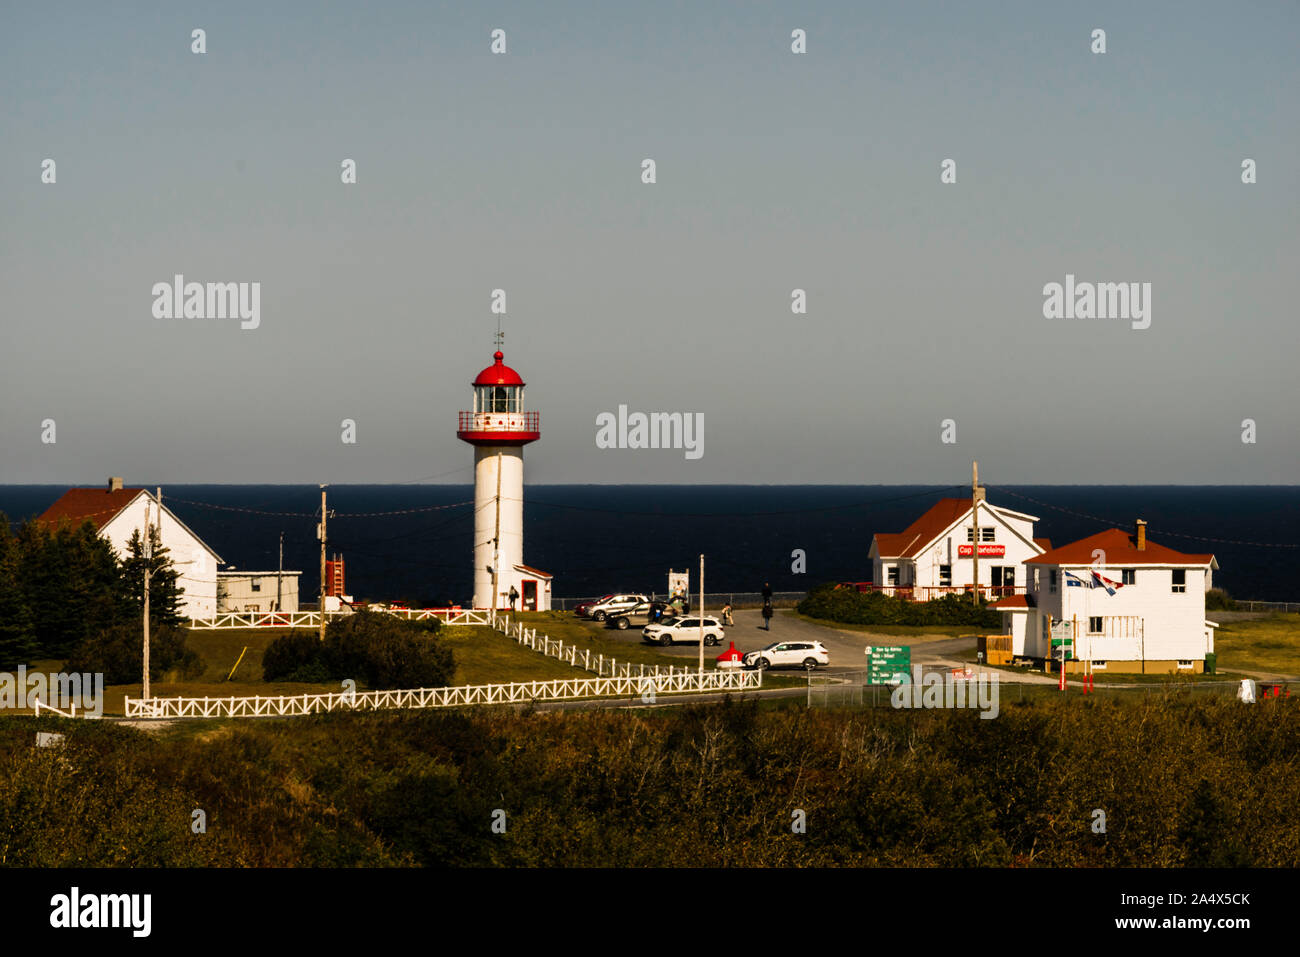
[1049,570,1058,593]
[1088,617,1103,635]
[1092,661,1108,670]
[1032,568,1041,591]
[981,526,996,542]
[939,565,952,586]
[887,565,899,586]
[1177,660,1194,670]
[1172,569,1186,593]
[1122,568,1136,586]
[250,579,261,593]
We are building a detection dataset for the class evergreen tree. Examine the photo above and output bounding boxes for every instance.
[0,514,39,668]
[120,525,185,626]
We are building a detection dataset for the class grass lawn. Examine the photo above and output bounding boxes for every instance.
[1213,613,1300,678]
[787,611,980,641]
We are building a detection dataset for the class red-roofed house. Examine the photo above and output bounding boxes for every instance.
[867,497,1047,600]
[36,478,222,618]
[992,520,1219,673]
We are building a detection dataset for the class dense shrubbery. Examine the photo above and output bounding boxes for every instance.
[262,612,453,690]
[1206,588,1238,611]
[798,582,1002,628]
[64,621,204,684]
[3,691,1298,866]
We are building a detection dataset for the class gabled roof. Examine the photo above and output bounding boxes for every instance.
[1034,537,1052,551]
[991,594,1035,610]
[513,563,553,580]
[36,488,148,531]
[36,487,223,563]
[1025,528,1214,567]
[871,498,1043,560]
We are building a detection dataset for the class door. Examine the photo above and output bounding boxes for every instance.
[522,580,537,611]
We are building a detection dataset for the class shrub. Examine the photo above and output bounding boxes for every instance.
[798,582,1001,628]
[262,613,453,690]
[65,621,204,684]
[262,631,331,683]
[1205,588,1237,611]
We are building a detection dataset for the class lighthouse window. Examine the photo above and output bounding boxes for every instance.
[476,385,521,413]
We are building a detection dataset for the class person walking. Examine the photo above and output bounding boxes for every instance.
[762,599,773,631]
[721,602,734,626]
[762,581,773,602]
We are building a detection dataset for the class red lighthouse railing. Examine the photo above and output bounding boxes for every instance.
[458,411,539,433]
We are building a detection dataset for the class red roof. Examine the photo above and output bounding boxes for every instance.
[35,488,145,531]
[1025,528,1214,567]
[1034,537,1052,551]
[991,594,1033,609]
[473,352,525,387]
[514,564,553,579]
[872,499,974,559]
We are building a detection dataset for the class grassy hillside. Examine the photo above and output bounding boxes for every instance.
[3,690,1297,866]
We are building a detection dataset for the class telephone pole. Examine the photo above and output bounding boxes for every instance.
[971,461,983,606]
[277,531,284,612]
[492,450,502,616]
[318,485,328,641]
[698,553,705,674]
[142,499,152,700]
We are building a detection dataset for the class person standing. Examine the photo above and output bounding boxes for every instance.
[762,599,773,631]
[762,581,773,602]
[721,602,734,626]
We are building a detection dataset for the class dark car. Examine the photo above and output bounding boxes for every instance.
[606,600,670,631]
[574,594,613,618]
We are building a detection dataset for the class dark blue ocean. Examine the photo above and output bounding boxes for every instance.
[3,486,1297,603]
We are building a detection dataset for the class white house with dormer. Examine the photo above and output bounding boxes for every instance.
[867,497,1051,600]
[991,520,1219,674]
[37,478,222,618]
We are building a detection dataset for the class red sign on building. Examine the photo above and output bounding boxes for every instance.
[958,544,1006,557]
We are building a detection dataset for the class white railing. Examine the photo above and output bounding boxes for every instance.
[491,615,722,681]
[124,669,762,719]
[186,608,492,629]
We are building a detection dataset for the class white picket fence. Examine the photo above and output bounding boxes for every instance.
[186,608,492,629]
[492,615,720,680]
[123,669,762,719]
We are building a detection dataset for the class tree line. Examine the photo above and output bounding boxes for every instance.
[0,514,187,675]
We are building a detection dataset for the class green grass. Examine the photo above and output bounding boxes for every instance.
[1213,613,1300,677]
[441,626,588,685]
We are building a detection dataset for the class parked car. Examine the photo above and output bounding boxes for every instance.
[606,600,670,630]
[641,616,725,646]
[587,593,649,622]
[574,594,614,618]
[743,640,830,671]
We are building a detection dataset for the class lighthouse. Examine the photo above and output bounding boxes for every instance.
[456,351,552,612]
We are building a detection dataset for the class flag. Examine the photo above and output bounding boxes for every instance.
[1063,570,1090,588]
[1091,570,1123,596]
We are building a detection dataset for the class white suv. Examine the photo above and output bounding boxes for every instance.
[743,640,830,671]
[641,616,725,647]
[587,593,649,622]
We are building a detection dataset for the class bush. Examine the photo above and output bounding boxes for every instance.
[1205,588,1237,611]
[262,631,332,683]
[262,613,453,690]
[797,583,1001,628]
[65,621,204,684]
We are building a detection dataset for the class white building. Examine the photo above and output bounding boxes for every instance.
[37,478,222,618]
[217,570,301,613]
[992,520,1219,674]
[867,497,1050,600]
[455,350,553,611]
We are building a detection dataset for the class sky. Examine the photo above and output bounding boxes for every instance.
[2,1,1297,485]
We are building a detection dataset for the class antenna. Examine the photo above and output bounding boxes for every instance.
[494,313,505,351]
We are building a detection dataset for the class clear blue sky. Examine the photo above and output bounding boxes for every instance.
[2,1,1297,484]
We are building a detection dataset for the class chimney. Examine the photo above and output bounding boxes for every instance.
[108,477,124,492]
[1135,519,1147,551]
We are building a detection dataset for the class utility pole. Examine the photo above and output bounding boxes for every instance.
[698,553,704,674]
[318,485,328,641]
[492,450,502,617]
[277,531,284,612]
[972,462,977,608]
[142,499,152,701]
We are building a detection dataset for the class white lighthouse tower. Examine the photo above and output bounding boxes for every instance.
[456,350,552,612]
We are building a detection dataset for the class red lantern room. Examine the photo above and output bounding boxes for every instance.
[456,352,541,445]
